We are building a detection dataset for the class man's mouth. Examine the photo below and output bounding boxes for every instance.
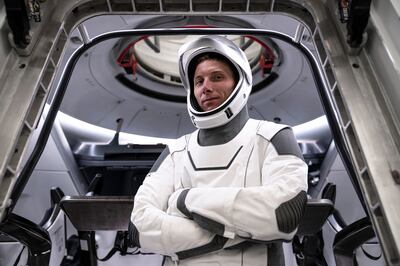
[202,97,219,104]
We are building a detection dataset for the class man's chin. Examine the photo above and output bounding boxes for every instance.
[201,100,221,111]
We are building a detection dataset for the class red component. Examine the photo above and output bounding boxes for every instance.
[116,36,148,77]
[245,35,275,76]
[259,54,274,75]
[116,33,276,78]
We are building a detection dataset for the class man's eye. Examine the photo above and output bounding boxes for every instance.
[195,80,203,86]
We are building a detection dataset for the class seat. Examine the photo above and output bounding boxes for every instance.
[333,217,376,266]
[60,195,135,266]
[60,196,134,231]
[297,198,334,236]
[293,183,336,266]
[0,187,66,266]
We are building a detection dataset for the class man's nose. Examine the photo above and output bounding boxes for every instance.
[202,79,213,94]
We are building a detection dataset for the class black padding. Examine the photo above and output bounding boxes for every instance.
[322,183,336,203]
[192,213,225,236]
[267,242,285,266]
[176,190,225,235]
[271,128,304,161]
[176,235,228,260]
[127,221,141,248]
[297,199,334,235]
[177,189,193,219]
[275,191,308,233]
[197,107,249,146]
[148,147,170,173]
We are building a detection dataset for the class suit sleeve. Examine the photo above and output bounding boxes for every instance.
[173,127,308,242]
[130,147,230,260]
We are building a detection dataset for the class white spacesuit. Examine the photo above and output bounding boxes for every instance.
[129,36,308,265]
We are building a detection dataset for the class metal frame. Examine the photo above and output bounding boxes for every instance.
[0,0,399,264]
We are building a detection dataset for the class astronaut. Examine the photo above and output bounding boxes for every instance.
[129,35,308,265]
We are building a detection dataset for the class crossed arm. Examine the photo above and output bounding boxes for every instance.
[169,148,308,242]
[130,148,240,260]
[130,130,308,259]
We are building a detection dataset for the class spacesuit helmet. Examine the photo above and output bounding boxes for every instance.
[178,35,252,129]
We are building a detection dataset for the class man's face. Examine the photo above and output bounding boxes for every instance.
[193,59,236,112]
